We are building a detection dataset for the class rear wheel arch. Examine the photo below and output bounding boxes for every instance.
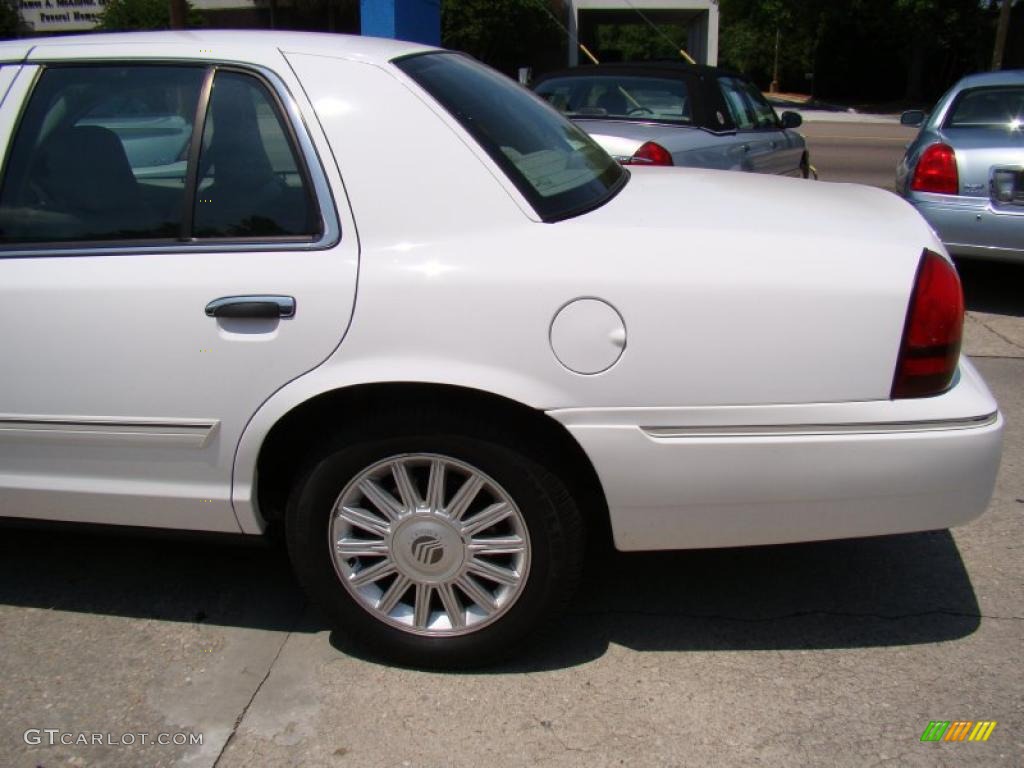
[254,382,612,549]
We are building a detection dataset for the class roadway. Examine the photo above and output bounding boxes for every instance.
[800,121,915,190]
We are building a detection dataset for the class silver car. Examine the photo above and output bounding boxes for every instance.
[532,62,810,177]
[897,70,1024,263]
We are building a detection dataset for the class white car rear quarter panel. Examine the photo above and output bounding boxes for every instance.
[266,53,929,409]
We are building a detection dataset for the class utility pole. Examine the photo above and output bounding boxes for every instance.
[770,26,780,93]
[992,0,1012,71]
[169,0,187,28]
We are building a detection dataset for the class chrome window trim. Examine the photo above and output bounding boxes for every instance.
[0,61,340,259]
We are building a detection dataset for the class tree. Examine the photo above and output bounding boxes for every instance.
[718,0,994,102]
[718,0,824,93]
[594,21,690,62]
[0,0,24,39]
[992,0,1013,69]
[97,0,201,30]
[896,0,988,100]
[169,0,186,29]
[442,0,564,75]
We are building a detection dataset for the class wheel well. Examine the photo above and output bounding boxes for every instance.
[255,383,612,547]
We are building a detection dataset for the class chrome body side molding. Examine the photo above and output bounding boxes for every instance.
[642,412,998,439]
[0,416,220,448]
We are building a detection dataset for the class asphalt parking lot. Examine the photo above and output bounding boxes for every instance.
[799,120,912,190]
[2,123,1022,768]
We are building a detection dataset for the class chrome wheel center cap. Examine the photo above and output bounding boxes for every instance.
[392,514,464,582]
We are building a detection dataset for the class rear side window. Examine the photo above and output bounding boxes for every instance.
[193,71,318,238]
[718,76,778,130]
[946,86,1024,128]
[0,65,320,247]
[535,75,693,124]
[396,52,626,222]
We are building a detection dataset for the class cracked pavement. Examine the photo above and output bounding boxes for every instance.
[2,168,1022,766]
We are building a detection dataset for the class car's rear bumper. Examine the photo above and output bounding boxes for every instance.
[548,359,1003,551]
[907,192,1024,263]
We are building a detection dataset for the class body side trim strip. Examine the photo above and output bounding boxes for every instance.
[0,417,220,447]
[642,411,998,439]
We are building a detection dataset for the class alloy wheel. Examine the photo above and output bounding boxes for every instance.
[328,453,532,636]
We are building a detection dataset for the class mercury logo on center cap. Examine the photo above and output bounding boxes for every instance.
[411,534,444,566]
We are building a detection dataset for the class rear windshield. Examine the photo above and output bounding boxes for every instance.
[395,53,626,222]
[946,86,1024,128]
[535,75,694,125]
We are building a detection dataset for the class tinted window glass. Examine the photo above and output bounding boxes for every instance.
[193,71,318,238]
[947,87,1024,128]
[719,76,778,130]
[396,53,626,222]
[0,66,204,243]
[535,75,693,124]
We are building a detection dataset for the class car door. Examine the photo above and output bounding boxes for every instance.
[0,60,358,532]
[716,75,774,172]
[717,75,801,175]
[738,77,804,176]
[745,79,803,176]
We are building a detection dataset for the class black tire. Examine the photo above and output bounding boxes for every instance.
[801,152,814,179]
[285,407,585,669]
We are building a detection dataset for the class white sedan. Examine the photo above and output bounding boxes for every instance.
[0,31,1003,667]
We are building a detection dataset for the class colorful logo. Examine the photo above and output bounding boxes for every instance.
[920,721,997,742]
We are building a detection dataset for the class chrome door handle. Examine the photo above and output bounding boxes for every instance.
[205,295,296,319]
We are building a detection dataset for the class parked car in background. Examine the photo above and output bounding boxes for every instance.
[0,32,1002,669]
[897,70,1024,263]
[532,62,811,176]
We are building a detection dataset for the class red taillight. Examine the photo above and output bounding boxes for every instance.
[892,250,964,398]
[911,143,958,194]
[622,141,673,166]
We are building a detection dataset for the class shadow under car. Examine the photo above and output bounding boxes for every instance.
[0,523,981,672]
